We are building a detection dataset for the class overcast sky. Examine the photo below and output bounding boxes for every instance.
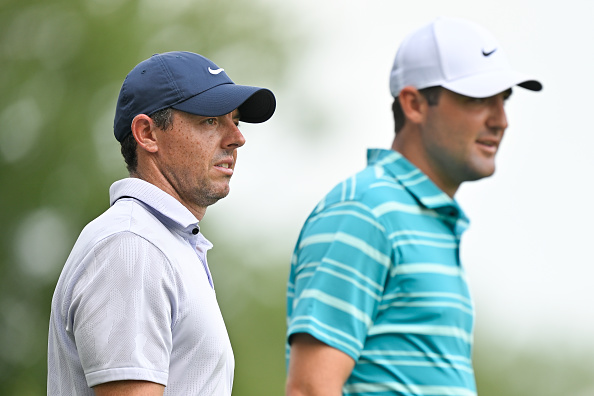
[207,0,594,352]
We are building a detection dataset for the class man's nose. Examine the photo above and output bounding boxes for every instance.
[223,116,246,149]
[487,96,508,131]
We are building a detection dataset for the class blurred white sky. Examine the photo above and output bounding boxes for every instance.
[208,0,594,352]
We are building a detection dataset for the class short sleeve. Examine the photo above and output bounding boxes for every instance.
[287,201,391,360]
[69,232,177,387]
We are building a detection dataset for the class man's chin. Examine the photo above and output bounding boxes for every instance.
[199,187,231,207]
[467,167,496,182]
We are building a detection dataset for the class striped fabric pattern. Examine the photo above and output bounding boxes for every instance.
[287,149,476,396]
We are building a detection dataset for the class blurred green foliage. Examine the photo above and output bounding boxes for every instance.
[473,336,594,396]
[208,248,289,396]
[1,0,593,395]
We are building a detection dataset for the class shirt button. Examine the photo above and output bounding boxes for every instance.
[192,227,199,235]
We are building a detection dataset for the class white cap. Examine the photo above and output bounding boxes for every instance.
[389,17,542,98]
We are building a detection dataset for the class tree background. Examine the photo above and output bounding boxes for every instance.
[1,0,593,395]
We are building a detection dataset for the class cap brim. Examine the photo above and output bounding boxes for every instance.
[442,70,542,98]
[172,83,276,123]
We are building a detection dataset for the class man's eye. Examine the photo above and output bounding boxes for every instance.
[206,118,216,125]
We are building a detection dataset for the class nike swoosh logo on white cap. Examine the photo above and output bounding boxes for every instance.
[208,67,225,75]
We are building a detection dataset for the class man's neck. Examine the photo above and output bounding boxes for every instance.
[391,136,459,198]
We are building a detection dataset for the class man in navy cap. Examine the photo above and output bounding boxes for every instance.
[285,17,541,396]
[48,51,275,396]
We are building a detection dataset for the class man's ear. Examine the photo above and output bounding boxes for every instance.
[398,86,428,125]
[131,114,159,153]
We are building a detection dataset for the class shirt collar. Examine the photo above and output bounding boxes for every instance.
[367,148,469,226]
[109,178,208,244]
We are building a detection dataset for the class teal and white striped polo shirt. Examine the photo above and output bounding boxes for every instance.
[287,149,476,396]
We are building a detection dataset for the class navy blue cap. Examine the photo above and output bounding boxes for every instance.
[113,51,276,142]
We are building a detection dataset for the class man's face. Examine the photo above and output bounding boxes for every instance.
[419,88,511,194]
[154,108,245,212]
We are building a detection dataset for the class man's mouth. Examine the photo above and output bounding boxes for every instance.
[214,160,234,175]
[476,138,499,152]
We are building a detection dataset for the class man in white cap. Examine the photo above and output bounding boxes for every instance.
[48,51,275,395]
[285,17,541,396]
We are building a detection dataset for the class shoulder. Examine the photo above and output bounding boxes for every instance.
[78,199,183,255]
[67,231,176,298]
[61,202,182,300]
[310,164,415,222]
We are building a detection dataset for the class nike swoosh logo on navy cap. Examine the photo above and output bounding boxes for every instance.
[208,67,225,75]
